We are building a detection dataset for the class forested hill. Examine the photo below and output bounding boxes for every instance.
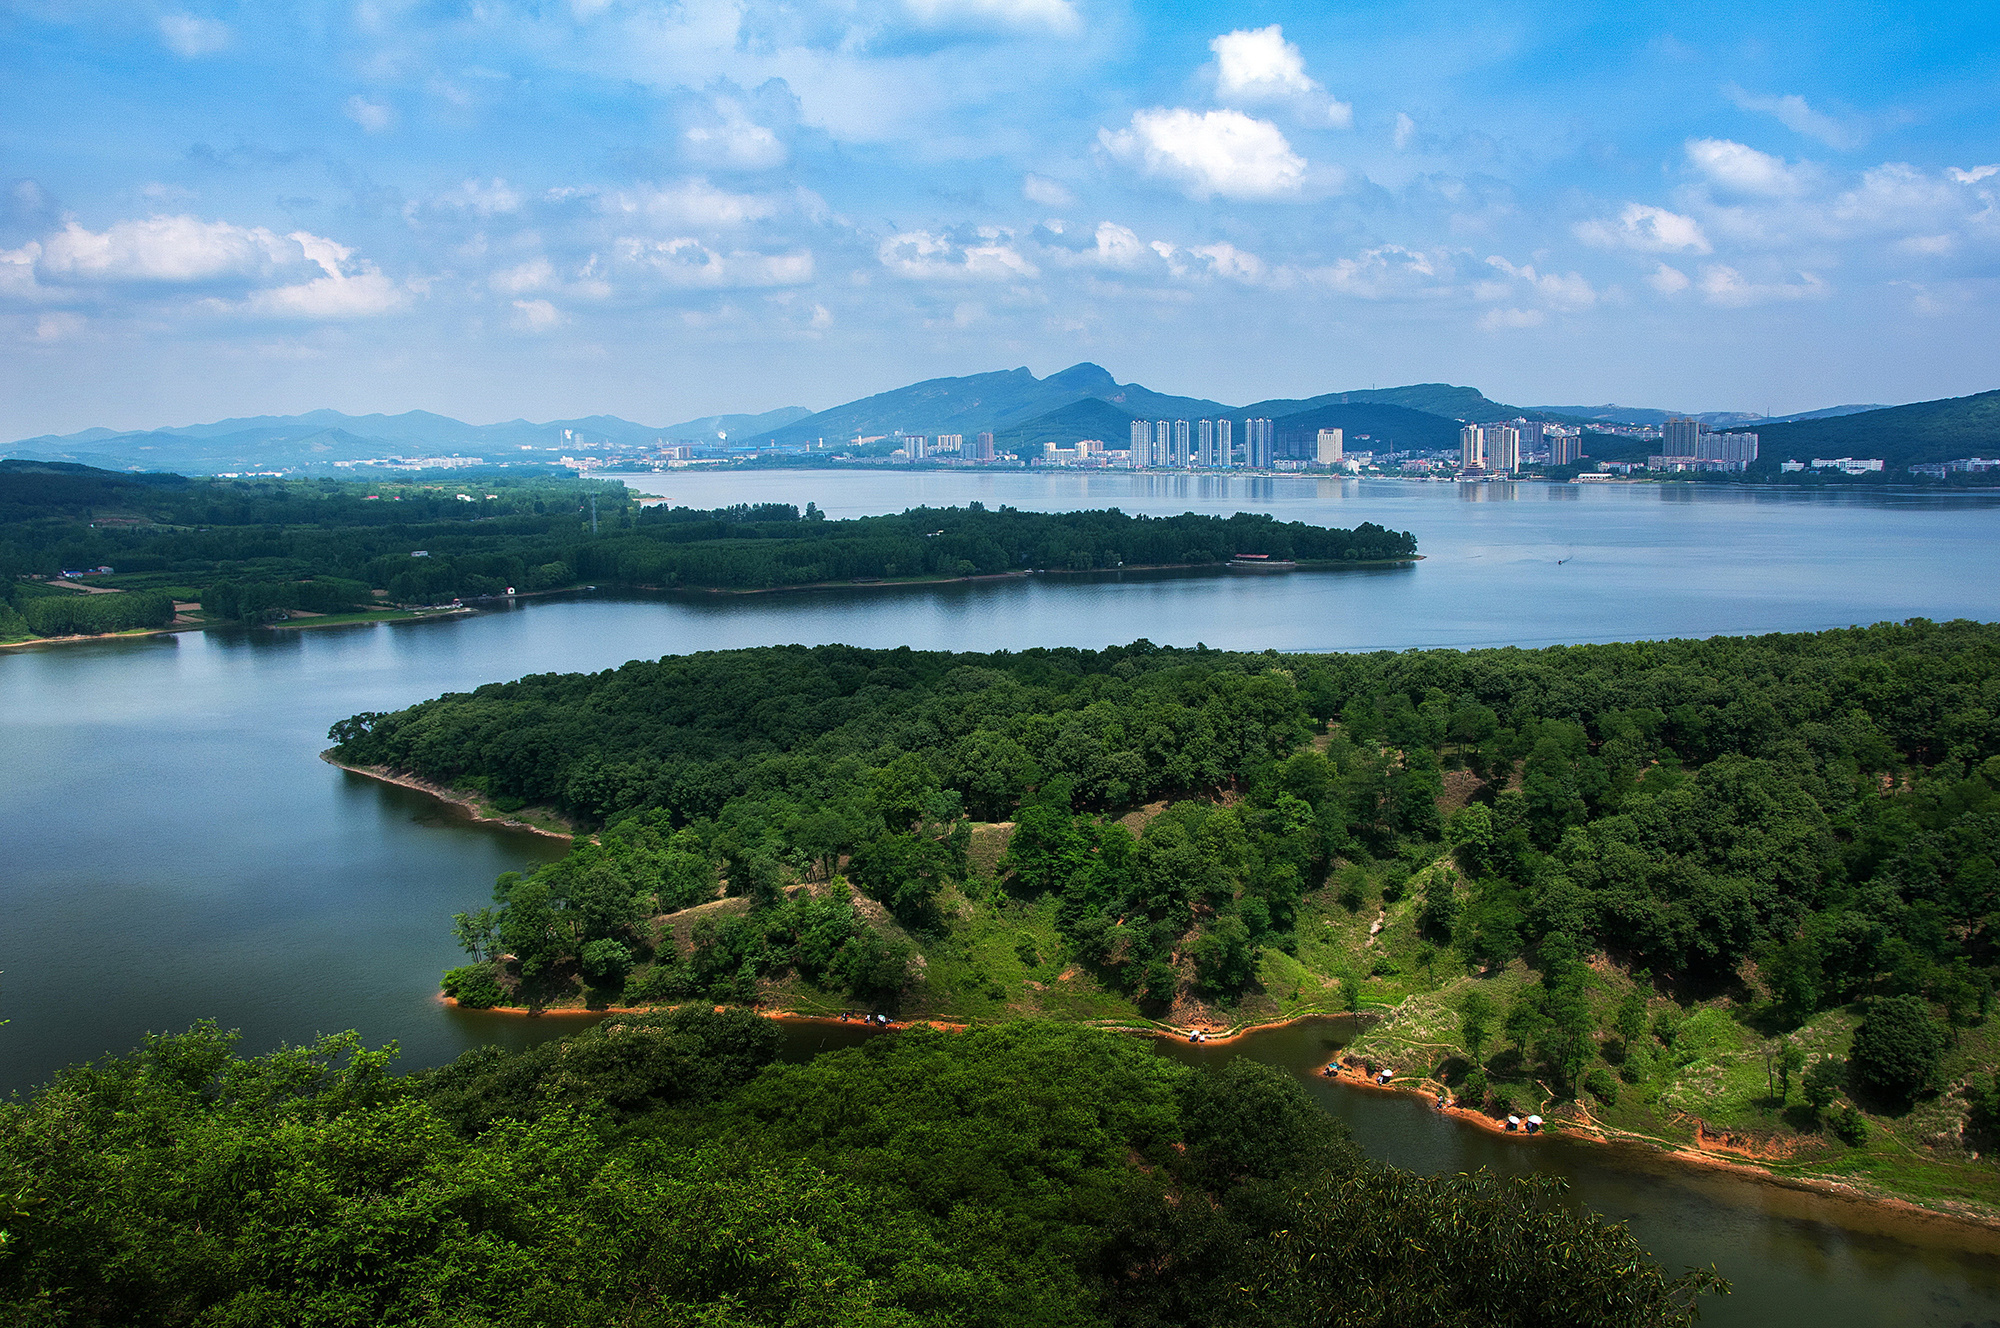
[1755,388,2000,469]
[330,622,2000,1069]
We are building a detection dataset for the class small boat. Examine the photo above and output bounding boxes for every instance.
[1228,553,1298,571]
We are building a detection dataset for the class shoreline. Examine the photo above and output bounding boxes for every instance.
[630,558,1421,598]
[371,765,2000,1235]
[446,986,2000,1234]
[322,755,576,839]
[1,605,467,651]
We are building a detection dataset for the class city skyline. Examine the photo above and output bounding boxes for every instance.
[3,1,1997,438]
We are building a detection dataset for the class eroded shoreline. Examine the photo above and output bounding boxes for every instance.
[377,749,2000,1237]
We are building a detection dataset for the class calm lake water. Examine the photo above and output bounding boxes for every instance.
[4,473,1999,1325]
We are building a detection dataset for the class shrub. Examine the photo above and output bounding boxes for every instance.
[1584,1067,1618,1105]
[1802,1058,1843,1113]
[441,962,506,1009]
[1829,1103,1869,1146]
[625,961,690,1005]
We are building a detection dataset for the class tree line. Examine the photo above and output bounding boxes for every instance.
[1,463,1415,622]
[0,1012,1723,1326]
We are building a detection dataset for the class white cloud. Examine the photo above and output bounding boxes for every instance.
[1697,264,1828,307]
[1393,112,1416,151]
[1093,222,1144,266]
[510,298,565,332]
[0,243,49,302]
[1188,241,1267,284]
[1486,257,1597,310]
[611,180,783,228]
[1723,85,1863,150]
[1949,165,1999,184]
[878,231,1037,281]
[1100,108,1305,200]
[1647,262,1691,295]
[684,97,787,170]
[345,96,396,133]
[443,178,522,216]
[616,237,814,287]
[1479,307,1545,331]
[158,13,229,58]
[239,233,406,318]
[1209,26,1352,128]
[902,0,1079,34]
[29,218,402,320]
[1023,174,1074,207]
[1685,138,1812,196]
[491,258,555,294]
[1213,26,1315,98]
[38,216,293,282]
[1894,234,1955,257]
[1307,244,1447,299]
[35,311,86,341]
[1575,203,1712,254]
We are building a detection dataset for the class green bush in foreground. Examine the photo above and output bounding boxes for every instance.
[0,1017,1724,1328]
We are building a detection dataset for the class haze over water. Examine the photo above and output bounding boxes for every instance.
[4,474,1999,1327]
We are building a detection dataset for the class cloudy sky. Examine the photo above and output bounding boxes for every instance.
[3,0,1997,436]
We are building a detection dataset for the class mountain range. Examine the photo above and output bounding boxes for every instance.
[1,406,813,473]
[3,364,1990,476]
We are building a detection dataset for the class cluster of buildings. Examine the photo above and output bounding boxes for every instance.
[1456,421,1584,476]
[887,431,998,462]
[1781,457,1884,475]
[1645,418,1761,473]
[1906,457,2000,480]
[1015,419,1370,471]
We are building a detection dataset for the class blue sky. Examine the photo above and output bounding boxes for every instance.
[3,0,1997,436]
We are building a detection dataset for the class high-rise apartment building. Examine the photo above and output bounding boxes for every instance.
[1315,428,1344,465]
[1661,417,1701,458]
[1172,419,1191,467]
[1486,425,1520,473]
[1245,418,1274,469]
[933,434,963,453]
[1459,424,1484,470]
[1215,418,1233,468]
[1197,419,1216,467]
[973,431,996,461]
[1154,420,1170,468]
[1549,430,1583,466]
[906,435,928,460]
[1129,419,1151,460]
[1700,431,1759,466]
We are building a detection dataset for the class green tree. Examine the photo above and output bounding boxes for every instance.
[1848,994,1946,1107]
[1192,915,1260,998]
[1461,989,1495,1065]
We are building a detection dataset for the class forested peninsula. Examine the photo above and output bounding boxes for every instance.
[329,621,2000,1218]
[0,461,1413,641]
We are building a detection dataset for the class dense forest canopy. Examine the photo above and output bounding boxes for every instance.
[0,464,1414,632]
[0,1013,1722,1327]
[329,623,2000,1063]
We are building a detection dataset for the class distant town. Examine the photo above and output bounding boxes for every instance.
[447,415,1993,485]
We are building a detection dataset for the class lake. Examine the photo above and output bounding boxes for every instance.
[4,472,1999,1325]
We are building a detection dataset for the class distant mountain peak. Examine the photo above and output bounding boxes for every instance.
[1044,362,1119,393]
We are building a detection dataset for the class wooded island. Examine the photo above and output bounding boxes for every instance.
[0,461,1415,639]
